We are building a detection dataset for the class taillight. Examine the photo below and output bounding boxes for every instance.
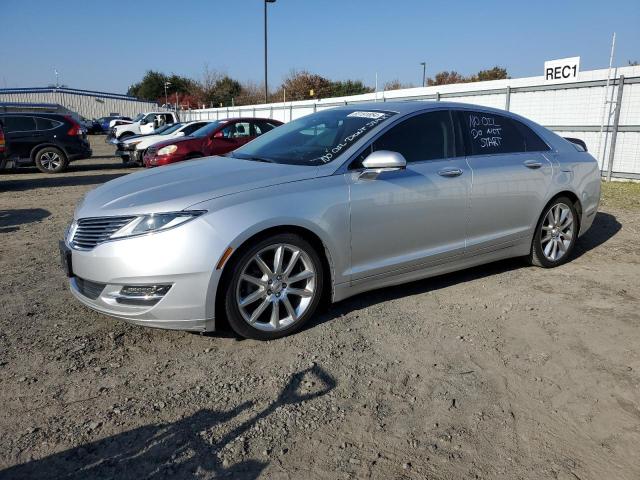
[0,129,5,153]
[64,115,83,136]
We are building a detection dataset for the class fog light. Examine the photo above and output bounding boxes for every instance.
[120,285,172,297]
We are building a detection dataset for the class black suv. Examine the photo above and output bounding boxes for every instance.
[0,113,92,173]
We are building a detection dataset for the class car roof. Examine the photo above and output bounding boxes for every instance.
[0,112,69,119]
[331,100,524,116]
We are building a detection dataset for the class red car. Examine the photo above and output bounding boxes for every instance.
[143,117,283,167]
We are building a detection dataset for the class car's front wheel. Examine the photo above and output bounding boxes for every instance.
[223,233,324,340]
[35,147,68,173]
[529,196,578,267]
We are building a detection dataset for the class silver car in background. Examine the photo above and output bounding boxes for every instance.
[61,102,601,340]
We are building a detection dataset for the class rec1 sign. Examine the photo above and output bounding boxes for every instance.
[544,57,580,82]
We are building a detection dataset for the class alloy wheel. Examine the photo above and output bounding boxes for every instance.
[540,203,574,262]
[40,151,61,171]
[236,243,317,332]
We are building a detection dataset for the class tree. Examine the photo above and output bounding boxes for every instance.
[329,80,373,97]
[473,66,508,81]
[235,81,266,106]
[205,76,243,107]
[127,70,167,100]
[281,70,332,101]
[383,79,415,91]
[428,71,466,86]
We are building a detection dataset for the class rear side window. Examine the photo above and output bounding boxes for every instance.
[460,111,549,155]
[513,121,550,152]
[372,110,454,162]
[36,117,63,130]
[3,116,36,132]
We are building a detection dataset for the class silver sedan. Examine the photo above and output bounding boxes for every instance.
[61,102,601,340]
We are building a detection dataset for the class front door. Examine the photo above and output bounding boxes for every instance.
[348,110,470,281]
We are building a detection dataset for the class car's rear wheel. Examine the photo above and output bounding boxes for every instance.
[35,147,68,173]
[223,233,324,340]
[529,196,578,267]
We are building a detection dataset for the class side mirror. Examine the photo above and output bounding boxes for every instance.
[213,131,224,139]
[140,119,147,125]
[360,150,406,179]
[175,131,185,137]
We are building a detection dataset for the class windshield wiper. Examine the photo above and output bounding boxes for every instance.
[229,153,276,163]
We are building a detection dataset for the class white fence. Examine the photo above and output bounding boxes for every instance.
[181,65,640,179]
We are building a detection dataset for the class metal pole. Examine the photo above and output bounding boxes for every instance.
[606,75,625,182]
[421,62,426,87]
[263,1,273,104]
[375,72,378,102]
[505,86,511,111]
[596,32,616,171]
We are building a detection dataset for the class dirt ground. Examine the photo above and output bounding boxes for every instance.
[1,137,639,480]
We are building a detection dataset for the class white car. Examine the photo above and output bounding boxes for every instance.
[109,111,180,142]
[115,121,211,165]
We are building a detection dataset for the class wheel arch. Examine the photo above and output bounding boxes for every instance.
[545,190,582,229]
[214,223,335,330]
[30,143,67,163]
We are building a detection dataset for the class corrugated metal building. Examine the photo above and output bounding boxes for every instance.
[0,87,160,119]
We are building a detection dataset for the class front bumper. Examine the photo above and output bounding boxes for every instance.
[63,217,226,332]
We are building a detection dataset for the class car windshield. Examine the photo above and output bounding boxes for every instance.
[132,113,145,122]
[230,109,397,166]
[157,123,183,135]
[191,120,223,137]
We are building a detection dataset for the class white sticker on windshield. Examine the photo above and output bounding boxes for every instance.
[346,111,387,119]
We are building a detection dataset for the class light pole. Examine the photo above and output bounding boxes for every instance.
[264,0,276,104]
[420,62,426,87]
[164,81,171,108]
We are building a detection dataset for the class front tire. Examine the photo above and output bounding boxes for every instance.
[35,147,68,173]
[529,196,578,268]
[223,233,324,340]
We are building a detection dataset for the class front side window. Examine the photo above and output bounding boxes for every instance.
[3,116,36,132]
[231,108,397,165]
[460,111,549,155]
[371,110,454,162]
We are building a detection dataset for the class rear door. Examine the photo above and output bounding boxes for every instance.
[457,110,553,254]
[1,115,38,159]
[348,110,470,280]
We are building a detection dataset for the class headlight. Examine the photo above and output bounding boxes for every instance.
[127,140,142,147]
[110,211,206,239]
[157,145,178,155]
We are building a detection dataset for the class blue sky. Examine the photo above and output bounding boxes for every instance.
[2,0,638,93]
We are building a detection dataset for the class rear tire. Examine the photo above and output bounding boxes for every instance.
[35,147,68,173]
[223,233,324,340]
[529,196,578,268]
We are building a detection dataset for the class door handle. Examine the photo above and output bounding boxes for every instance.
[437,168,463,177]
[523,160,543,169]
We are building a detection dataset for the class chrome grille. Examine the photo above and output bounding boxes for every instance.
[71,216,136,250]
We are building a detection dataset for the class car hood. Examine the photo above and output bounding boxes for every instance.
[150,135,199,150]
[75,156,321,218]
